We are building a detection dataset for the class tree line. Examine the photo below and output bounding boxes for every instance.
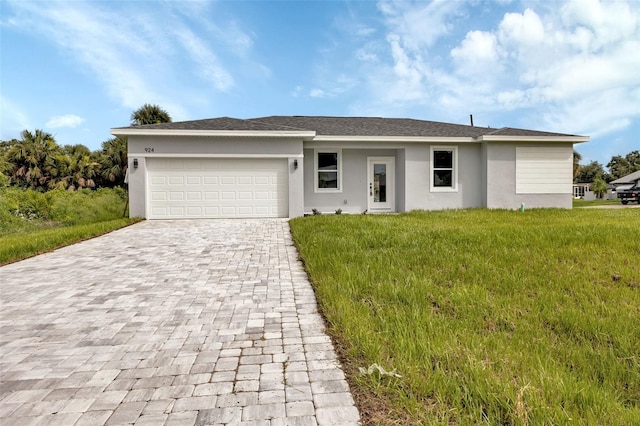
[573,150,640,184]
[0,104,171,191]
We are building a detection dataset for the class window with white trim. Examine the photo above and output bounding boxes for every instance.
[430,146,458,192]
[314,149,342,192]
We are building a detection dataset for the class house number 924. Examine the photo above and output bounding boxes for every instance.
[144,147,155,152]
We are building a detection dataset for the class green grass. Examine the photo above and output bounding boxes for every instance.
[290,209,640,425]
[0,218,140,265]
[0,187,141,264]
[572,198,620,207]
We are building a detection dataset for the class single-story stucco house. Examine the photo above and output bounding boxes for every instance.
[610,170,640,186]
[111,116,589,219]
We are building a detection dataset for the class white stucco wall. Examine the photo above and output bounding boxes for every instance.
[127,135,304,218]
[485,142,573,209]
[302,147,398,214]
[126,134,575,218]
[403,143,483,211]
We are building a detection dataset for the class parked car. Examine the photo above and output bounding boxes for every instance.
[616,183,640,205]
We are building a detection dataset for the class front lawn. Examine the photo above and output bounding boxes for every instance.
[572,198,620,207]
[0,187,140,265]
[290,209,640,425]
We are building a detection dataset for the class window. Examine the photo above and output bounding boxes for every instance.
[430,146,458,192]
[315,149,342,192]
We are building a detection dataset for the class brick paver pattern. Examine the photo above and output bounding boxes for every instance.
[0,219,360,425]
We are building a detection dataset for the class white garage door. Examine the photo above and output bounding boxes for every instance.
[147,158,288,219]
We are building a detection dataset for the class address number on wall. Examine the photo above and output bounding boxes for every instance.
[144,147,155,153]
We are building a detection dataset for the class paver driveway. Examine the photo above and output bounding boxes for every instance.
[0,220,360,425]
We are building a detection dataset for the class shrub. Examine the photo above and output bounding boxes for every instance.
[0,187,128,234]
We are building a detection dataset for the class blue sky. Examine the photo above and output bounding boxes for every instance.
[1,0,638,167]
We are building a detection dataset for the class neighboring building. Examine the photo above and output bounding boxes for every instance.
[610,170,640,186]
[573,183,590,198]
[111,116,589,219]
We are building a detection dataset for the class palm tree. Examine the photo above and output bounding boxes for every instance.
[99,136,128,187]
[573,150,582,183]
[55,146,100,190]
[131,104,172,126]
[6,130,61,190]
[0,140,12,187]
[591,178,608,199]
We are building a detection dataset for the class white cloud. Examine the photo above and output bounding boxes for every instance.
[450,30,502,77]
[5,1,164,109]
[560,0,638,48]
[542,87,640,137]
[452,31,499,63]
[291,85,304,97]
[46,114,85,129]
[498,8,545,47]
[343,0,640,138]
[309,89,327,98]
[3,0,264,118]
[309,76,358,99]
[355,25,376,37]
[377,0,463,51]
[174,28,234,91]
[0,96,30,139]
[356,48,379,62]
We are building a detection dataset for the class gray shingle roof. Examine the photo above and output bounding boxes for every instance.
[113,115,583,138]
[112,117,302,132]
[610,170,640,185]
[251,116,493,137]
[484,127,580,137]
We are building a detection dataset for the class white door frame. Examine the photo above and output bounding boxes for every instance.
[367,157,395,212]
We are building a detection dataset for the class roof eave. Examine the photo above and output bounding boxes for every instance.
[110,128,316,139]
[478,135,590,143]
[311,135,478,143]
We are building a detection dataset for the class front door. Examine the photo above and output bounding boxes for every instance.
[367,157,395,212]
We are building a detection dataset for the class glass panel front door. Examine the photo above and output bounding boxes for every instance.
[368,157,394,211]
[373,164,386,203]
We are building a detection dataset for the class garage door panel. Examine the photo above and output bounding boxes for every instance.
[151,176,166,185]
[221,176,235,185]
[147,158,288,219]
[204,206,220,215]
[168,176,184,185]
[151,206,168,216]
[186,206,202,216]
[169,207,185,216]
[221,206,236,215]
[151,192,167,201]
[221,192,236,200]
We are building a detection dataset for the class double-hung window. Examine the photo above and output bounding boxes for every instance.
[430,146,458,192]
[315,149,341,192]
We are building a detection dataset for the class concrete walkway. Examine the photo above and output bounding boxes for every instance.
[0,220,360,426]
